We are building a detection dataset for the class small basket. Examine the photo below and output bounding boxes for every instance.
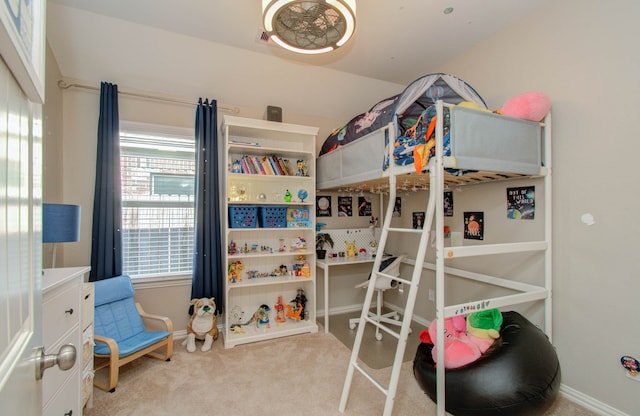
[259,206,288,228]
[229,205,258,228]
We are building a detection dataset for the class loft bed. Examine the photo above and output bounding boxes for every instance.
[316,73,545,192]
[329,74,553,416]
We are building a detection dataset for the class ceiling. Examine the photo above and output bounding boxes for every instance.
[47,0,548,85]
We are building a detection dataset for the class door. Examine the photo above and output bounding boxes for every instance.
[0,57,43,415]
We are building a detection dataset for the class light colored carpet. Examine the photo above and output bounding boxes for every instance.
[85,327,597,416]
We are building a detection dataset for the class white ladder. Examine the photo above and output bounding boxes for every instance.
[339,101,449,416]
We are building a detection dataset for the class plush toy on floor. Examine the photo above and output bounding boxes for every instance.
[183,297,219,352]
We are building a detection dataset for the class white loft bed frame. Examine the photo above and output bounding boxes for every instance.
[326,101,552,416]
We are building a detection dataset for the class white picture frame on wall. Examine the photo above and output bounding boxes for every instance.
[0,0,46,103]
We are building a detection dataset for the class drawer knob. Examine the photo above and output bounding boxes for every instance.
[65,411,73,416]
[65,308,74,315]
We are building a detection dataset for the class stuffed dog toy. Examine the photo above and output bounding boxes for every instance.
[183,297,219,352]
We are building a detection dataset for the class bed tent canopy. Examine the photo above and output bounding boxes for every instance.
[320,73,488,157]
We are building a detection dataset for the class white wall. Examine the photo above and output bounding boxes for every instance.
[44,0,640,413]
[438,1,640,414]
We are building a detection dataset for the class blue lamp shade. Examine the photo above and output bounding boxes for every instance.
[43,203,81,243]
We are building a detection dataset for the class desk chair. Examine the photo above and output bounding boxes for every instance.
[349,255,406,340]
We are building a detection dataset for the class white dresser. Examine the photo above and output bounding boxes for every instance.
[42,266,92,416]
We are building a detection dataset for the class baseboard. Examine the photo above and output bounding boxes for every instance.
[559,385,628,416]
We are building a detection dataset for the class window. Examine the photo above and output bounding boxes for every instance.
[120,123,195,278]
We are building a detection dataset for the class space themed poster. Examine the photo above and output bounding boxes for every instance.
[507,186,535,220]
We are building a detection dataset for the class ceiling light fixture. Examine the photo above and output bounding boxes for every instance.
[262,0,356,55]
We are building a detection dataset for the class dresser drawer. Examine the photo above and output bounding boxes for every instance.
[43,283,81,347]
[42,329,81,406]
[43,367,81,416]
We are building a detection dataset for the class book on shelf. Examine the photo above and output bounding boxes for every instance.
[260,156,276,175]
[278,157,290,176]
[269,155,284,175]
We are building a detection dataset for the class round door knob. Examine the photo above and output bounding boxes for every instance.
[35,344,77,380]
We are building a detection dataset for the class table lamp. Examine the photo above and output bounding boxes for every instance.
[43,203,81,268]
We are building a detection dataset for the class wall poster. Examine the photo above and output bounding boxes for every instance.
[412,212,425,229]
[338,196,352,217]
[393,197,401,217]
[444,191,453,217]
[464,211,484,240]
[316,196,332,217]
[357,196,371,216]
[507,186,535,220]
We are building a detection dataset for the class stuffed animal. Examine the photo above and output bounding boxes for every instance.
[183,297,219,352]
[496,91,551,122]
[466,308,503,354]
[419,315,482,369]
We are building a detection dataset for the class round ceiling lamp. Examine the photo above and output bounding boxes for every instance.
[262,0,356,55]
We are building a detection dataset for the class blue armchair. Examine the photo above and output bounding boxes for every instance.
[93,275,173,392]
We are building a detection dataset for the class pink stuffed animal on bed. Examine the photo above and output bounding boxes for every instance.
[419,315,483,369]
[497,91,551,122]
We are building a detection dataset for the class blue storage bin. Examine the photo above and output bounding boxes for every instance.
[229,205,258,228]
[259,206,288,228]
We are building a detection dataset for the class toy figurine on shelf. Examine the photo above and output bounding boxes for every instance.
[227,261,244,283]
[229,305,246,334]
[284,189,293,202]
[291,236,306,251]
[255,304,271,329]
[228,240,238,255]
[291,288,308,320]
[297,188,308,203]
[275,296,286,323]
[285,303,303,320]
[296,159,308,176]
[300,261,311,277]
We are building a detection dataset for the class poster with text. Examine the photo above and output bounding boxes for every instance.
[338,196,352,217]
[413,212,425,229]
[316,196,332,217]
[464,212,484,240]
[507,186,535,220]
[444,191,453,217]
[358,196,372,216]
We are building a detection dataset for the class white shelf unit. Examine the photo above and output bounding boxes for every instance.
[221,115,319,348]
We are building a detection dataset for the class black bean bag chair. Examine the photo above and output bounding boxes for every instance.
[413,311,561,416]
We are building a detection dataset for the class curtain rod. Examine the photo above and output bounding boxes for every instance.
[57,80,240,114]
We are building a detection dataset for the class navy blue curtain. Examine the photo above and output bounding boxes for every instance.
[191,98,223,311]
[89,82,123,282]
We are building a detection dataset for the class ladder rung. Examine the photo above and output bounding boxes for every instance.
[375,271,412,286]
[353,362,389,396]
[364,316,401,339]
[387,227,424,234]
